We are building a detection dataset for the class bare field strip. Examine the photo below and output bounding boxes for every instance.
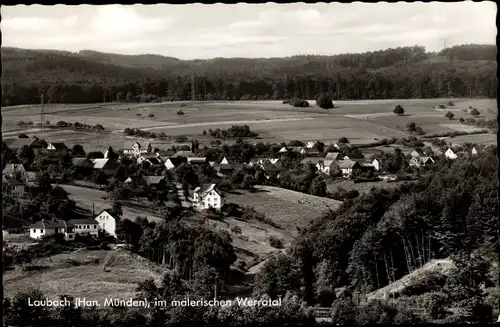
[444,133,497,146]
[327,180,409,195]
[439,124,487,133]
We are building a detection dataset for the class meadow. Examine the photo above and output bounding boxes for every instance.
[2,98,496,152]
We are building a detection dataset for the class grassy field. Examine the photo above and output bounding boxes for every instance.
[3,98,495,152]
[327,179,410,195]
[224,185,342,235]
[3,249,165,304]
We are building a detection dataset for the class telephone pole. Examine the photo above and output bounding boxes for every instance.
[34,93,45,132]
[191,73,195,104]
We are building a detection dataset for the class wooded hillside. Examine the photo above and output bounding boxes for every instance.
[1,44,497,106]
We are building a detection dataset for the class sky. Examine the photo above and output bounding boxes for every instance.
[1,2,497,59]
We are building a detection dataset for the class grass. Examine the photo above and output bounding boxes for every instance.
[327,179,410,195]
[3,99,496,152]
[3,249,165,304]
[224,185,341,235]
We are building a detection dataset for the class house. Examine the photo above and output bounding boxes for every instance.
[3,163,27,181]
[409,156,435,167]
[471,147,478,156]
[25,171,38,184]
[68,218,100,237]
[409,149,425,158]
[175,151,197,158]
[124,176,145,184]
[343,153,365,160]
[47,142,69,153]
[91,159,120,175]
[333,143,352,150]
[316,160,337,175]
[94,210,117,237]
[306,141,318,148]
[3,138,44,151]
[123,142,147,157]
[301,157,323,166]
[325,152,341,161]
[143,176,167,189]
[278,146,306,154]
[249,158,270,167]
[360,162,376,174]
[29,220,75,241]
[165,157,188,170]
[72,158,94,169]
[138,153,163,165]
[212,163,244,177]
[193,184,223,210]
[187,157,207,165]
[337,160,362,177]
[302,148,320,156]
[3,178,26,197]
[220,156,238,164]
[444,148,458,160]
[372,159,382,171]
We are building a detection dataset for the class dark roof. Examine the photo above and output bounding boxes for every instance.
[147,158,163,165]
[30,220,75,229]
[301,157,323,165]
[143,176,166,185]
[3,164,25,174]
[261,163,281,172]
[140,153,158,159]
[72,158,92,167]
[4,138,38,149]
[213,163,244,171]
[68,218,99,225]
[48,142,68,151]
[166,157,188,166]
[344,153,365,159]
[337,160,361,169]
[194,184,217,197]
[325,152,341,160]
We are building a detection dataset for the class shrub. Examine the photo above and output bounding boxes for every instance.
[393,105,404,115]
[415,126,425,135]
[269,235,284,249]
[45,120,50,125]
[459,117,465,123]
[148,114,155,118]
[316,94,334,109]
[136,113,142,117]
[338,137,349,144]
[18,133,29,138]
[470,108,480,116]
[406,122,417,133]
[438,104,446,109]
[290,98,309,108]
[177,110,185,116]
[445,111,454,120]
[175,135,188,143]
[447,100,455,106]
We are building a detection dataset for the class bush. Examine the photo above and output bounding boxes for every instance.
[445,111,455,120]
[136,113,142,117]
[289,98,309,108]
[177,110,185,116]
[393,105,405,115]
[269,235,284,249]
[148,114,155,118]
[175,135,188,142]
[415,126,425,135]
[447,100,455,106]
[438,104,446,109]
[470,108,480,116]
[18,133,29,138]
[459,117,465,123]
[230,225,242,235]
[338,137,349,144]
[406,122,417,133]
[316,94,334,109]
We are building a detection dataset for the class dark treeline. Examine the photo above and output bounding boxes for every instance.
[1,44,496,106]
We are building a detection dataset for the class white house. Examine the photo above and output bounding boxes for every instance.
[409,149,425,158]
[471,147,478,156]
[220,156,236,164]
[444,148,458,160]
[316,160,336,175]
[124,142,148,157]
[306,141,318,148]
[165,157,188,170]
[3,163,27,181]
[3,179,26,197]
[372,159,382,171]
[337,160,362,177]
[193,184,223,210]
[410,156,435,167]
[94,210,117,237]
[278,146,306,154]
[29,220,75,241]
[68,218,100,237]
[47,142,69,153]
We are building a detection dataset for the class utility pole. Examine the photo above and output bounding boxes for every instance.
[191,73,195,105]
[34,93,45,132]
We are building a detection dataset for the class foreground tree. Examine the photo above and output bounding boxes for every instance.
[316,94,334,109]
[393,104,405,115]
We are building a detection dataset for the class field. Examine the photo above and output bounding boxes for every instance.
[2,98,496,152]
[3,249,165,304]
[327,179,411,195]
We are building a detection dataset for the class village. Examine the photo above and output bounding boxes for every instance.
[2,131,484,243]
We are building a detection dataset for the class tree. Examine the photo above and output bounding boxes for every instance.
[406,122,417,133]
[338,137,349,144]
[5,289,51,327]
[459,117,465,123]
[71,144,86,157]
[470,108,480,116]
[18,133,29,138]
[94,171,108,186]
[116,92,125,102]
[177,110,185,115]
[445,111,455,120]
[316,94,334,109]
[393,104,405,115]
[105,146,119,161]
[18,145,35,165]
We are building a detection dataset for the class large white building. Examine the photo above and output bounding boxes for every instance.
[193,184,223,210]
[68,218,100,237]
[94,210,117,237]
[29,220,75,241]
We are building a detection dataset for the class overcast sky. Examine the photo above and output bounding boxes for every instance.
[1,3,497,59]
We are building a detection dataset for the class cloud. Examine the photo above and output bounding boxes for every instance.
[1,17,50,30]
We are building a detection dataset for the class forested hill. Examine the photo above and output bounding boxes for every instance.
[1,44,497,106]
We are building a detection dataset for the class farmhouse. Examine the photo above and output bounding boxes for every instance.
[325,152,341,161]
[409,156,435,168]
[278,146,306,154]
[3,163,27,181]
[316,160,336,175]
[4,138,44,151]
[3,178,26,197]
[47,142,69,153]
[94,210,117,237]
[138,153,163,165]
[68,218,100,237]
[372,159,382,171]
[187,157,208,165]
[409,149,425,158]
[143,176,167,190]
[333,143,352,150]
[220,156,239,164]
[306,141,319,148]
[72,158,94,169]
[337,160,362,178]
[165,157,188,170]
[301,157,323,166]
[444,148,458,160]
[343,153,365,160]
[124,175,146,185]
[302,148,320,156]
[124,142,148,157]
[471,147,478,156]
[29,220,75,241]
[91,159,120,175]
[193,184,223,210]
